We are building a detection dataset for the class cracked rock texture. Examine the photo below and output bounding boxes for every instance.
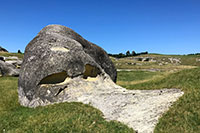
[74,78,183,133]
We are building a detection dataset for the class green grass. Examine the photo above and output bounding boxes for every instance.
[0,77,134,133]
[117,68,200,133]
[117,71,165,87]
[117,71,159,82]
[0,52,24,59]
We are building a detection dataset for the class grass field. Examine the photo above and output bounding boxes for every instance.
[111,54,200,70]
[0,54,200,132]
[0,52,23,59]
[117,71,164,87]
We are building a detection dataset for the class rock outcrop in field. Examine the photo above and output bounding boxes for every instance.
[18,25,183,133]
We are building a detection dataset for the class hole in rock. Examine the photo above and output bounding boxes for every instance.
[83,64,101,79]
[39,71,68,84]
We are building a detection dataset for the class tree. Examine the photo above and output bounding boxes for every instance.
[131,51,136,56]
[118,53,125,58]
[18,50,22,54]
[126,51,131,57]
[140,51,148,55]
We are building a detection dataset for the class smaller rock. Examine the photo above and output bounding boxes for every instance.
[5,56,19,60]
[196,58,200,62]
[6,60,22,67]
[133,57,155,62]
[168,58,181,64]
[0,56,5,62]
[0,60,20,76]
[133,57,143,61]
[142,57,153,62]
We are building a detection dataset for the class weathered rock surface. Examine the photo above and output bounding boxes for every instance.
[75,82,183,133]
[18,24,117,107]
[0,46,8,52]
[0,56,22,76]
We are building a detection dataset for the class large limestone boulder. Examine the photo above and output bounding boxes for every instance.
[18,24,117,107]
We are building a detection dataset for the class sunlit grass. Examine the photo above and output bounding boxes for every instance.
[0,52,24,59]
[117,71,164,86]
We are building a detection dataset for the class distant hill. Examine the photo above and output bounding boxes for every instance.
[0,46,8,52]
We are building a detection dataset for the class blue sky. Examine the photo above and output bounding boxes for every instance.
[0,0,199,54]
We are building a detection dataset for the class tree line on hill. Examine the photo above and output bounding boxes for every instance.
[187,53,200,56]
[108,51,148,58]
